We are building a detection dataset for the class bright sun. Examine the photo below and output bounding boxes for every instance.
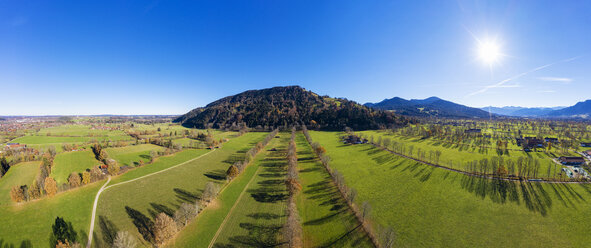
[477,40,501,65]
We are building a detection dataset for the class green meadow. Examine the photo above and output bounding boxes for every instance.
[0,161,40,205]
[105,144,165,167]
[311,131,591,248]
[360,130,568,178]
[51,150,100,184]
[295,133,372,248]
[210,134,288,247]
[93,132,266,247]
[37,124,127,137]
[0,180,103,247]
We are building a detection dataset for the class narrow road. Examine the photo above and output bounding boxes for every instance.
[86,149,216,248]
[207,165,262,248]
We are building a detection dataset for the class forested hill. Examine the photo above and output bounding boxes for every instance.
[174,86,411,130]
[365,96,492,118]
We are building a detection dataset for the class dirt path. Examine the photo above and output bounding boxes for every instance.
[86,176,111,248]
[85,149,216,248]
[207,165,263,248]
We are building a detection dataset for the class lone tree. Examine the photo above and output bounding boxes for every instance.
[226,165,239,180]
[173,203,197,227]
[154,212,177,244]
[68,172,81,188]
[44,177,58,197]
[113,231,137,248]
[10,186,25,202]
[82,171,91,185]
[201,182,219,203]
[50,217,78,247]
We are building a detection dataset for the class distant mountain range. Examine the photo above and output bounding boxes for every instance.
[481,106,565,117]
[174,86,411,130]
[482,100,591,118]
[364,97,491,119]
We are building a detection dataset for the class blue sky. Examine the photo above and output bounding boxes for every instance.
[1,0,590,115]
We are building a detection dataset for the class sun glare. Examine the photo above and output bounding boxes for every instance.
[477,40,501,65]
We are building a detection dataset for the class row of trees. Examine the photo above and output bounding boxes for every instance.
[303,126,395,248]
[226,129,279,180]
[284,129,302,248]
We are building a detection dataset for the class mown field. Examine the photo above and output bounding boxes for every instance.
[0,179,103,247]
[51,150,100,184]
[311,131,591,248]
[172,136,269,247]
[105,144,165,167]
[0,161,40,205]
[10,135,131,145]
[93,132,266,247]
[210,134,288,247]
[295,133,372,248]
[37,124,127,137]
[360,130,571,178]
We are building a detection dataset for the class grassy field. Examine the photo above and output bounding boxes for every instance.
[51,150,100,184]
[209,134,288,247]
[10,135,131,144]
[295,133,373,248]
[0,161,40,206]
[360,130,568,179]
[0,179,103,247]
[93,132,267,247]
[105,144,166,167]
[37,124,127,137]
[311,131,591,248]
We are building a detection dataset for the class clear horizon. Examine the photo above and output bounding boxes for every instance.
[2,1,590,115]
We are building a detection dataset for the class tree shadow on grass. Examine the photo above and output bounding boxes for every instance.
[225,223,285,248]
[148,202,175,218]
[0,239,33,248]
[204,169,227,181]
[125,206,154,243]
[174,187,199,203]
[98,215,119,246]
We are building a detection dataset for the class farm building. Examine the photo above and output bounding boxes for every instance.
[464,129,481,134]
[559,156,586,166]
[544,137,559,143]
[5,143,26,149]
[516,137,545,149]
[342,135,367,144]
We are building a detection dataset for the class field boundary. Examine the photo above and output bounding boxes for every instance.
[207,164,263,248]
[85,149,216,248]
[367,139,590,184]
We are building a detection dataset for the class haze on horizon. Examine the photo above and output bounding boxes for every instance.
[2,0,590,115]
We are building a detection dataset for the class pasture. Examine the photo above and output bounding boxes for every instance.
[311,131,591,248]
[0,161,40,205]
[105,144,166,167]
[51,150,101,184]
[210,134,288,247]
[93,132,267,247]
[295,133,372,247]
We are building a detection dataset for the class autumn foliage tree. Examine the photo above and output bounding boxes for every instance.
[44,177,58,197]
[154,212,177,244]
[68,173,81,188]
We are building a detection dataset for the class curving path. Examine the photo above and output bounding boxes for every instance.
[86,149,216,248]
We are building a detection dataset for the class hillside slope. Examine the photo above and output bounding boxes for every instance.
[547,100,591,118]
[175,86,410,130]
[366,97,491,118]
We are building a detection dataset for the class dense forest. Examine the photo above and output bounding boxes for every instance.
[174,86,411,130]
